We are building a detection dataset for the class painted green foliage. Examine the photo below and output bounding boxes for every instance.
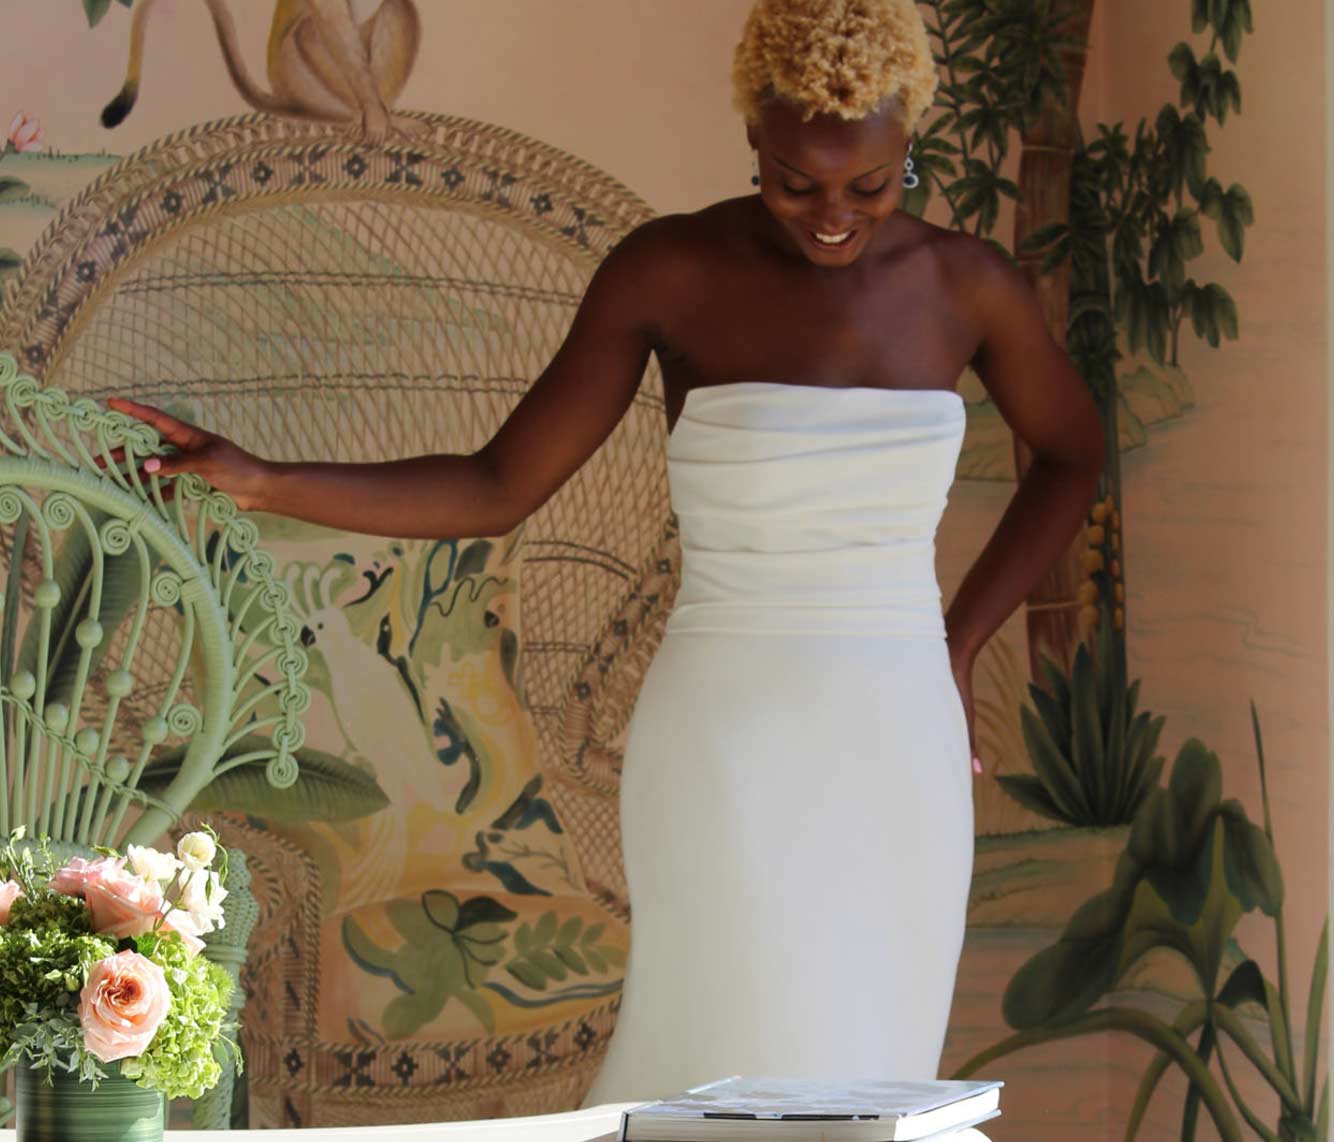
[999,612,1166,827]
[343,897,625,1037]
[907,0,1074,238]
[961,706,1328,1142]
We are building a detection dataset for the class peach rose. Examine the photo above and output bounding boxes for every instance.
[0,879,22,923]
[81,859,166,940]
[79,950,171,1062]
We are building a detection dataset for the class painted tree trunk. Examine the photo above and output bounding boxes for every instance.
[1010,0,1099,679]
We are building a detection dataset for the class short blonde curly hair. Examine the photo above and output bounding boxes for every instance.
[733,0,939,128]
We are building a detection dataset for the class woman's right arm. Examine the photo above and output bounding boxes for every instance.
[109,220,673,539]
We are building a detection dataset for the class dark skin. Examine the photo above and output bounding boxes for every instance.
[109,97,1105,769]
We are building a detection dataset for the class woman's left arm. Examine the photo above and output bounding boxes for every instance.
[943,237,1106,762]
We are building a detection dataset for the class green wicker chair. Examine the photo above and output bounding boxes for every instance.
[0,349,310,1128]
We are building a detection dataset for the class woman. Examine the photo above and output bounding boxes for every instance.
[112,0,1102,1104]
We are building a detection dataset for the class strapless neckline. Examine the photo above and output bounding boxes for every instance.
[669,381,964,444]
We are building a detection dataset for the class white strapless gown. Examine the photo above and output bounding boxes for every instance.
[582,381,975,1106]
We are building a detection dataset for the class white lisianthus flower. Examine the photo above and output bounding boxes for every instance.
[176,831,216,871]
[175,867,227,933]
[126,844,181,884]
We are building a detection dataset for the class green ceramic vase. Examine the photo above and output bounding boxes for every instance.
[15,1063,164,1142]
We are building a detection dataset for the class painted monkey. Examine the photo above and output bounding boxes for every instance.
[102,0,422,140]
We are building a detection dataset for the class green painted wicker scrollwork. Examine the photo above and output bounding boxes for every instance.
[0,348,309,849]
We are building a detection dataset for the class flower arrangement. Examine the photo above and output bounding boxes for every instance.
[0,826,239,1099]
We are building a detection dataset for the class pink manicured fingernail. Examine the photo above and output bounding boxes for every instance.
[144,458,161,473]
[971,756,983,775]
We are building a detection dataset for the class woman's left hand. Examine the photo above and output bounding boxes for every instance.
[949,646,982,776]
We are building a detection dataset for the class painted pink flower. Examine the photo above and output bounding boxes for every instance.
[80,858,166,940]
[6,112,42,154]
[0,879,22,923]
[79,950,171,1062]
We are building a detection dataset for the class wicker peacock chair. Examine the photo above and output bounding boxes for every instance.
[0,111,678,1127]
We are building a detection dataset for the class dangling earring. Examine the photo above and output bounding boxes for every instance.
[903,148,920,190]
[751,152,761,187]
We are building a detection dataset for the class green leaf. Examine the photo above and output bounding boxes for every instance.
[1002,892,1125,1029]
[505,959,547,991]
[1168,42,1197,82]
[0,178,30,203]
[456,896,518,931]
[553,945,589,975]
[1019,221,1069,254]
[1191,0,1210,31]
[582,922,605,946]
[139,734,389,823]
[1216,957,1266,1009]
[1215,185,1253,261]
[1303,923,1327,1112]
[995,774,1068,822]
[0,248,21,277]
[530,950,567,981]
[83,0,113,27]
[1069,644,1105,808]
[1170,739,1224,850]
[1027,682,1071,754]
[514,921,534,955]
[556,915,582,946]
[1019,705,1090,823]
[532,910,558,946]
[1217,799,1283,914]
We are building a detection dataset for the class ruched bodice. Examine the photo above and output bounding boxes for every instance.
[665,381,966,637]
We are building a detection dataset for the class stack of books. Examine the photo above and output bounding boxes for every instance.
[618,1076,1002,1141]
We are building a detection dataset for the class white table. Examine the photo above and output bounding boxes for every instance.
[0,1105,994,1139]
[0,1104,635,1142]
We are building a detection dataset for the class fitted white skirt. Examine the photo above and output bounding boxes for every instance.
[582,629,974,1105]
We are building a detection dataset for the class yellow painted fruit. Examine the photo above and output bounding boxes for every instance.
[1115,583,1125,603]
[1087,525,1106,545]
[1082,550,1105,573]
[1111,559,1122,578]
[1114,607,1125,630]
[1091,503,1109,523]
[1080,605,1100,630]
[1077,581,1099,605]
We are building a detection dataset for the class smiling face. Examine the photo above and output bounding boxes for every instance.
[748,97,909,268]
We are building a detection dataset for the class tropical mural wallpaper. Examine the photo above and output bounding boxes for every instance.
[0,1,1326,1138]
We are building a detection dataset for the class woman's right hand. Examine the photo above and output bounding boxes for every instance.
[106,398,274,511]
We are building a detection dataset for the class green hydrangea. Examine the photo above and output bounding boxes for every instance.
[0,894,117,1082]
[119,931,236,1100]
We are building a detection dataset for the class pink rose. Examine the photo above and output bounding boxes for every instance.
[158,907,206,956]
[50,855,98,897]
[79,950,171,1062]
[0,879,22,923]
[6,112,42,153]
[81,858,166,940]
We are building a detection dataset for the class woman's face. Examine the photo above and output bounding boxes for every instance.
[748,98,909,269]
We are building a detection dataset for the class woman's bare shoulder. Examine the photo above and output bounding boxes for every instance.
[602,198,757,296]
